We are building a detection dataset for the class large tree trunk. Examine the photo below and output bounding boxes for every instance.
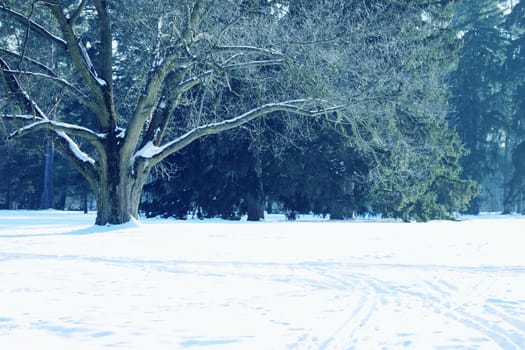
[94,173,146,226]
[93,137,149,226]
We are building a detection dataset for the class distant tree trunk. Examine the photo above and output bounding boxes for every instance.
[329,201,345,220]
[40,137,54,209]
[246,163,265,221]
[246,192,264,221]
[7,181,16,209]
[503,141,525,214]
[82,190,88,214]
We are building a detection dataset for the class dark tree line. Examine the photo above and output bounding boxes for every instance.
[452,0,525,214]
[139,0,479,222]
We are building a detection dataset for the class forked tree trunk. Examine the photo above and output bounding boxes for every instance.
[94,172,147,226]
[92,136,150,226]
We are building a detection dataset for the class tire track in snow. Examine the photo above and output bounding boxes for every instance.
[295,264,378,350]
[378,270,525,350]
[483,304,525,348]
[435,278,524,350]
[442,307,523,349]
[317,290,377,350]
[262,262,525,350]
[312,264,525,350]
[4,250,524,349]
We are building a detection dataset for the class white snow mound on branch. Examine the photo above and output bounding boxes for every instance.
[56,131,96,164]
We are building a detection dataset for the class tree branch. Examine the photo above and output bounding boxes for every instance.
[52,131,100,189]
[0,3,67,49]
[134,99,345,169]
[1,114,39,122]
[177,69,213,92]
[138,52,288,151]
[0,57,47,118]
[92,0,114,93]
[2,69,95,109]
[122,0,206,165]
[4,115,101,179]
[68,0,88,25]
[44,3,108,125]
[0,48,57,76]
[222,59,286,69]
[214,45,284,57]
[8,119,104,146]
[1,56,101,173]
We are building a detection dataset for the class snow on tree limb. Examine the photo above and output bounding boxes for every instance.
[222,59,286,69]
[1,114,38,121]
[214,46,284,56]
[177,70,213,92]
[1,56,100,169]
[123,2,206,163]
[133,99,344,168]
[92,0,113,89]
[54,131,96,165]
[8,119,105,145]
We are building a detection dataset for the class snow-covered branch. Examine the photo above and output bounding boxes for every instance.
[1,55,99,177]
[133,99,344,168]
[3,117,99,172]
[54,131,96,165]
[222,59,286,69]
[1,114,39,122]
[124,2,206,162]
[50,131,99,192]
[214,45,284,57]
[0,58,47,119]
[177,70,213,92]
[8,119,105,145]
[92,0,113,89]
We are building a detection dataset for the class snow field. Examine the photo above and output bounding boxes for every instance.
[0,211,524,349]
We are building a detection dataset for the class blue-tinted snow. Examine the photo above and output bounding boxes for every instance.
[0,210,524,349]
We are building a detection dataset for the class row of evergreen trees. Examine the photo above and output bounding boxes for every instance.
[452,0,525,213]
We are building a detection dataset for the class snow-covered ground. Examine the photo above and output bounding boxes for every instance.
[1,210,524,350]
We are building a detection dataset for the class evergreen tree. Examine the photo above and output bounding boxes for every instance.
[452,0,525,214]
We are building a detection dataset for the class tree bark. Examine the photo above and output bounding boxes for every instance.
[40,137,54,209]
[93,173,146,225]
[93,134,149,225]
